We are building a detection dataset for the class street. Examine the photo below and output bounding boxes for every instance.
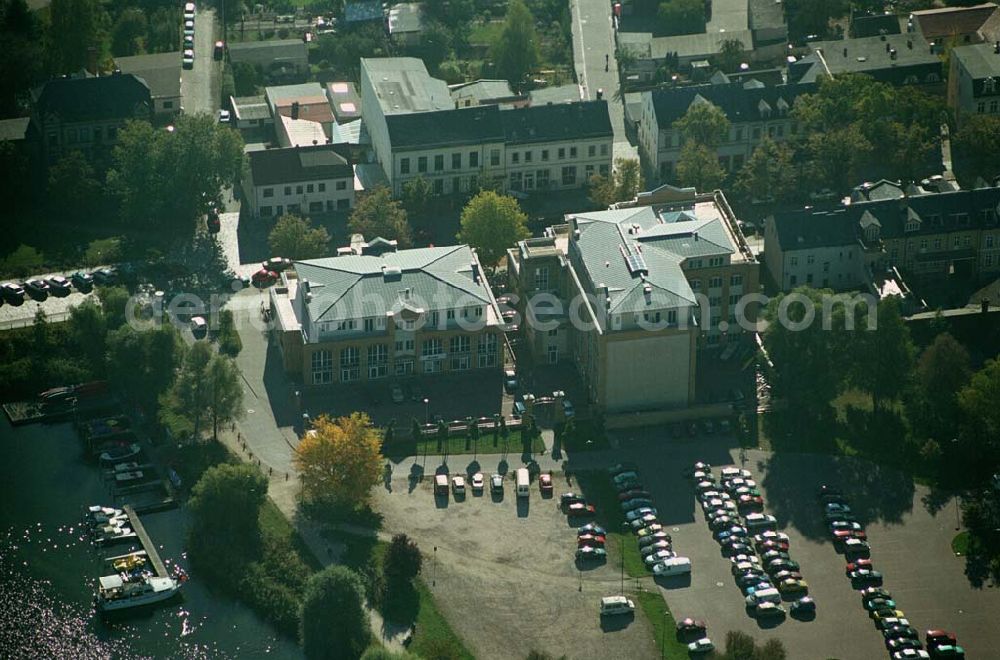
[180,8,221,116]
[570,0,638,163]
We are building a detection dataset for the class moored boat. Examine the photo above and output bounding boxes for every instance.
[96,572,183,612]
[98,443,141,465]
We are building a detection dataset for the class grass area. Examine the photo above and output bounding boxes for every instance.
[635,589,689,660]
[952,531,970,556]
[328,531,474,659]
[387,428,545,458]
[573,470,647,577]
[468,20,503,46]
[259,498,324,571]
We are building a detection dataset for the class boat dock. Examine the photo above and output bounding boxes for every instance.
[122,505,167,578]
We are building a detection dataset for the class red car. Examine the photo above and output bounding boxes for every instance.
[846,559,874,574]
[577,534,606,547]
[567,502,596,517]
[759,540,790,553]
[833,529,867,541]
[251,268,277,287]
[925,630,957,646]
[539,473,553,494]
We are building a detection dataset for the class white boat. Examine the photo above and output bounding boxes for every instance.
[96,573,182,612]
[93,524,136,545]
[85,506,125,526]
[113,462,142,472]
[99,443,141,465]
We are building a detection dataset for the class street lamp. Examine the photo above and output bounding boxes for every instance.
[620,522,629,595]
[423,397,429,424]
[952,438,961,531]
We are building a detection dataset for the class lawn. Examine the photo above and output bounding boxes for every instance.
[387,428,546,458]
[574,470,647,577]
[952,531,970,556]
[468,20,503,46]
[635,589,689,660]
[259,497,324,571]
[328,531,473,659]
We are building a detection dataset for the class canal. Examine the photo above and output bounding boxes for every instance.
[0,418,303,658]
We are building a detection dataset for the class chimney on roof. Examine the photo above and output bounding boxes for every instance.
[291,101,300,120]
[886,42,891,52]
[890,48,897,60]
[843,47,848,57]
[995,41,1000,54]
[907,39,912,49]
[471,262,480,283]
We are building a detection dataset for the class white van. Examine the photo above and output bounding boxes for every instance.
[745,513,777,531]
[515,468,530,498]
[599,595,635,616]
[652,556,691,576]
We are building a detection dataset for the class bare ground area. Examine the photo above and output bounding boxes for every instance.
[371,469,658,660]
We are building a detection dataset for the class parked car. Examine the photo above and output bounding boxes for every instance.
[675,618,707,637]
[927,644,964,658]
[538,473,553,494]
[251,268,277,287]
[503,369,519,393]
[790,596,816,616]
[753,601,785,619]
[618,488,652,502]
[864,598,897,612]
[849,569,884,586]
[577,523,606,536]
[639,540,671,555]
[846,559,874,573]
[630,513,658,529]
[46,275,71,295]
[886,637,924,653]
[861,587,893,603]
[92,267,117,284]
[23,279,49,298]
[636,523,665,537]
[183,19,195,36]
[638,531,671,547]
[687,638,714,654]
[560,492,585,508]
[218,109,231,123]
[69,272,94,291]
[566,502,596,517]
[578,534,606,547]
[451,475,466,495]
[925,631,957,647]
[183,2,195,18]
[625,507,657,522]
[765,559,800,575]
[490,473,503,494]
[262,257,292,272]
[891,650,930,660]
[182,49,194,69]
[471,472,484,493]
[2,282,25,302]
[575,546,607,561]
[213,40,225,59]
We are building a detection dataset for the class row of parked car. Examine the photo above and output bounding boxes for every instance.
[817,485,965,660]
[607,462,692,577]
[691,462,815,622]
[1,268,118,307]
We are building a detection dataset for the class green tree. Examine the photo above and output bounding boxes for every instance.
[910,332,970,440]
[457,190,531,266]
[762,287,849,413]
[0,0,44,116]
[189,463,267,564]
[67,299,108,374]
[383,533,422,587]
[111,7,146,56]
[715,38,745,73]
[1,244,43,276]
[784,0,847,42]
[48,150,102,222]
[268,213,331,260]
[657,0,706,37]
[588,157,644,208]
[416,20,453,74]
[673,100,730,147]
[97,285,131,329]
[850,296,915,412]
[360,649,421,660]
[801,126,872,193]
[83,237,123,267]
[216,309,242,357]
[206,353,243,440]
[755,638,787,660]
[47,0,108,74]
[952,114,1000,187]
[232,61,262,96]
[491,0,539,90]
[159,340,213,440]
[723,630,757,660]
[108,115,244,231]
[347,186,413,248]
[957,358,1000,480]
[675,142,726,191]
[401,175,432,218]
[146,6,179,52]
[299,565,371,660]
[734,138,798,206]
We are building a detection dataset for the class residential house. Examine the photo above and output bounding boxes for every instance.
[948,41,1000,124]
[637,77,810,183]
[265,83,335,137]
[268,236,504,385]
[245,143,355,218]
[850,10,902,38]
[114,52,182,117]
[388,3,425,46]
[361,57,612,196]
[450,80,521,108]
[793,32,943,87]
[30,72,151,165]
[276,113,328,148]
[230,95,274,133]
[911,3,998,46]
[764,185,1000,290]
[228,39,309,79]
[507,186,759,412]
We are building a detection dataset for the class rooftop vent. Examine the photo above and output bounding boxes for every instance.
[382,265,402,281]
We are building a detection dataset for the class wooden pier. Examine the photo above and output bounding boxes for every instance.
[122,505,167,578]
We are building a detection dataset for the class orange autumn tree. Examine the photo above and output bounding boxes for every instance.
[294,412,383,508]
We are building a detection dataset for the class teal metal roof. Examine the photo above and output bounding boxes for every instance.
[295,245,492,322]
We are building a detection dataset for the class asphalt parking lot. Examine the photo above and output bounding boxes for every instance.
[372,461,657,660]
[593,431,1000,659]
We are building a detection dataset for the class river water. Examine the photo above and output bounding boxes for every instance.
[0,419,303,659]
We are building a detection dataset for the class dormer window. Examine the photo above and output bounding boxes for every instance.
[758,99,771,119]
[985,77,997,94]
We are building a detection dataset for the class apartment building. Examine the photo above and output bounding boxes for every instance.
[360,57,613,196]
[764,185,1000,290]
[245,143,355,218]
[507,186,759,413]
[31,72,152,165]
[949,42,1000,124]
[114,52,182,118]
[793,33,943,87]
[269,236,504,385]
[638,78,811,183]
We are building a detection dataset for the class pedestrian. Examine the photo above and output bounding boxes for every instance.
[286,472,289,481]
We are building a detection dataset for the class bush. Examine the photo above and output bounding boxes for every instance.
[84,237,123,267]
[2,244,45,277]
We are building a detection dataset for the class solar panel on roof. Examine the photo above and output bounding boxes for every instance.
[625,252,647,275]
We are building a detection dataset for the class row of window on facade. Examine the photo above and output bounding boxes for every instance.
[259,199,349,216]
[262,181,348,197]
[975,99,1000,114]
[53,125,118,145]
[508,164,609,190]
[661,122,793,150]
[310,334,498,383]
[399,143,610,175]
[318,307,485,335]
[685,257,730,270]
